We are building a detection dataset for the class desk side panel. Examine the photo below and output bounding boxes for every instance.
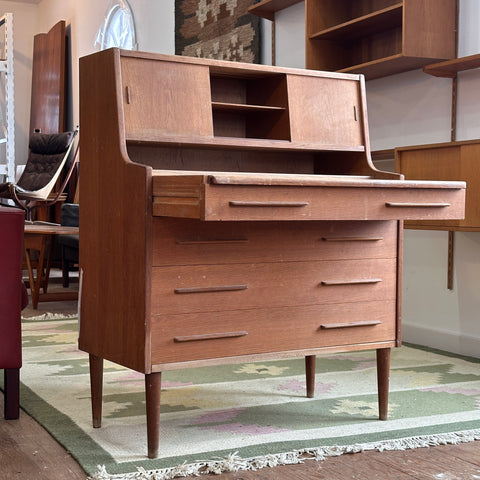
[79,49,151,373]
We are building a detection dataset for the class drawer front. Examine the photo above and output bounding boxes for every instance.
[152,219,398,266]
[151,301,397,364]
[151,258,397,315]
[202,185,465,221]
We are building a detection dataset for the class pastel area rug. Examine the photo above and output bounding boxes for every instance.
[7,315,480,479]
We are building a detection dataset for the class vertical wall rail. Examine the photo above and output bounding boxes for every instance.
[0,13,14,184]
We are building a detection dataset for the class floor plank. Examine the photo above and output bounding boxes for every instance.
[373,444,480,480]
[0,394,86,480]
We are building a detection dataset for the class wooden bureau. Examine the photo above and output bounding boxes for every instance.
[79,49,465,458]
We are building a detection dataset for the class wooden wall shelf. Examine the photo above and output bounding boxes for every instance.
[250,0,457,80]
[309,4,403,41]
[248,0,303,21]
[423,53,480,78]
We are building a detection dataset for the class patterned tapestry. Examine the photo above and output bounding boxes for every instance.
[175,0,260,63]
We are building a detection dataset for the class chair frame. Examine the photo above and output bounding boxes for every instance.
[2,127,79,220]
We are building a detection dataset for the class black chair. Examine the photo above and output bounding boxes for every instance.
[57,203,79,287]
[0,128,78,220]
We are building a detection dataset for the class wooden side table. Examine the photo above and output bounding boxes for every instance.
[24,223,79,309]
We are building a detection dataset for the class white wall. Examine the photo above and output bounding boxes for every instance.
[272,0,480,358]
[1,0,175,162]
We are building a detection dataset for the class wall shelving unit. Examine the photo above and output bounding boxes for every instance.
[250,0,457,80]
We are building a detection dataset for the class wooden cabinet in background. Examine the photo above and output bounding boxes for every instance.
[395,140,480,231]
[250,0,457,80]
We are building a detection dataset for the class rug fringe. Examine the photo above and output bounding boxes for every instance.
[88,428,480,480]
[22,312,77,321]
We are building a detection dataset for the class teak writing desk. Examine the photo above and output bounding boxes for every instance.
[79,49,465,458]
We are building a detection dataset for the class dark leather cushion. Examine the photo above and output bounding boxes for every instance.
[15,131,75,193]
[17,152,66,191]
[29,131,74,155]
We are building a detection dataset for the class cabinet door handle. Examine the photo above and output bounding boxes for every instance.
[320,320,382,329]
[385,202,451,208]
[174,331,248,342]
[174,284,247,294]
[321,278,382,286]
[229,201,309,207]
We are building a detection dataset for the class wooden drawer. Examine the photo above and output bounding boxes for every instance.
[150,258,396,315]
[152,173,465,222]
[152,219,398,266]
[151,300,397,364]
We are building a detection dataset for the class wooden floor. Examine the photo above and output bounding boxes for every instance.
[2,275,480,479]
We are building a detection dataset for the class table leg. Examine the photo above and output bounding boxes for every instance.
[24,234,48,309]
[377,348,391,421]
[24,233,65,307]
[89,354,104,428]
[305,355,316,398]
[145,372,162,458]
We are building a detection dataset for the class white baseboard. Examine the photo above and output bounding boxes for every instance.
[403,322,480,359]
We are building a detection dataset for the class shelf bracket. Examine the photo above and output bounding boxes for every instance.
[447,231,454,290]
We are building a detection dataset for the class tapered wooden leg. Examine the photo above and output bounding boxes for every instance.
[145,372,162,459]
[376,348,391,421]
[305,355,316,398]
[89,354,103,428]
[4,368,20,420]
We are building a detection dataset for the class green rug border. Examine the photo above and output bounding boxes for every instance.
[2,340,480,476]
[9,379,480,477]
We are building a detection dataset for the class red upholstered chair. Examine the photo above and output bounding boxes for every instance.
[0,206,28,419]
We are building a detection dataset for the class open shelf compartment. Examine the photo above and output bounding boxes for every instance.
[210,72,291,141]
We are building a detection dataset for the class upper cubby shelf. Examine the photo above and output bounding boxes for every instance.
[423,53,480,78]
[309,4,402,41]
[248,0,303,21]
[211,102,286,113]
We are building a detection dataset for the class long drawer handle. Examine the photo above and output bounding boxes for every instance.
[321,278,382,286]
[320,320,382,330]
[174,331,248,342]
[176,238,248,245]
[385,202,451,208]
[229,200,309,207]
[174,284,248,294]
[321,236,383,242]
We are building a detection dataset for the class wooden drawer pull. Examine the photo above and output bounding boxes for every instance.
[385,202,451,208]
[321,278,382,286]
[174,284,247,294]
[176,238,248,245]
[320,320,382,330]
[321,236,383,242]
[229,200,309,207]
[174,331,248,342]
